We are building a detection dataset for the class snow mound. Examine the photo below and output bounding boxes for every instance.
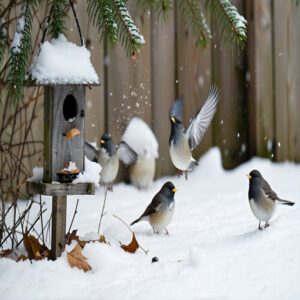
[121,117,158,159]
[27,167,43,182]
[73,157,101,187]
[30,34,99,85]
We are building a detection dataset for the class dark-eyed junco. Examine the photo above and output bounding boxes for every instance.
[247,169,295,230]
[130,181,177,234]
[98,133,137,190]
[169,85,219,179]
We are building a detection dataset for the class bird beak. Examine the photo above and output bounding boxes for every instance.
[246,174,251,180]
[171,117,176,124]
[100,139,105,144]
[172,187,177,193]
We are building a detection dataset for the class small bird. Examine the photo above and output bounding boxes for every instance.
[247,169,295,230]
[130,181,177,234]
[169,85,220,179]
[98,133,137,190]
[129,149,156,190]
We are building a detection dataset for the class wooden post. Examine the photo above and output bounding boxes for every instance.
[51,195,67,259]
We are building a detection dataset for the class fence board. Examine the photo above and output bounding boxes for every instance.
[212,0,249,169]
[273,0,289,161]
[151,4,176,176]
[247,0,274,159]
[286,2,300,161]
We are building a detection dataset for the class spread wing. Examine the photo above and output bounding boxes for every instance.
[260,179,278,201]
[169,97,184,122]
[84,141,99,162]
[185,85,220,151]
[117,141,138,165]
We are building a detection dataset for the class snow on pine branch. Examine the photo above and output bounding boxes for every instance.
[112,0,145,54]
[208,0,247,48]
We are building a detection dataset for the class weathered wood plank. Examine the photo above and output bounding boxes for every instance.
[212,0,249,169]
[287,2,300,162]
[273,0,289,161]
[151,3,176,176]
[51,195,67,259]
[27,182,95,196]
[176,2,213,160]
[246,0,274,159]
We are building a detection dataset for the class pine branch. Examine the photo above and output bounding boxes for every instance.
[48,0,67,39]
[179,0,212,48]
[136,0,172,21]
[7,0,37,104]
[207,0,247,49]
[87,0,118,44]
[111,0,145,55]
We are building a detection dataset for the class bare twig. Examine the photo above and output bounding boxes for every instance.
[98,187,108,234]
[69,0,84,46]
[67,198,79,236]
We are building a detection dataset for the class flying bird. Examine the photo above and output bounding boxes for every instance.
[247,169,295,230]
[169,85,220,179]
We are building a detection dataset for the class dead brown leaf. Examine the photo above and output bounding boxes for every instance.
[67,243,92,272]
[120,233,139,254]
[65,128,81,140]
[0,249,12,258]
[17,255,29,262]
[66,229,79,245]
[23,234,50,260]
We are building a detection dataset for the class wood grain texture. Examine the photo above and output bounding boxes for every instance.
[151,3,176,176]
[44,86,85,182]
[27,182,95,196]
[247,0,274,158]
[212,0,249,169]
[51,195,67,259]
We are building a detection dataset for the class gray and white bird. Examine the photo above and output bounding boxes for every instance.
[130,181,177,234]
[98,133,137,190]
[169,85,220,179]
[247,169,295,230]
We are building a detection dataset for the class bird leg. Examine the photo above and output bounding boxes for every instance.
[264,221,270,229]
[185,171,188,180]
[165,228,169,235]
[177,170,183,178]
[107,183,113,192]
[258,221,263,230]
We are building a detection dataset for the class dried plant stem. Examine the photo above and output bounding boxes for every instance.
[98,186,108,234]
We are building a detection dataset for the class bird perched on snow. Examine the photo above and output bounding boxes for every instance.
[130,181,177,234]
[98,133,137,190]
[247,169,295,230]
[169,85,220,179]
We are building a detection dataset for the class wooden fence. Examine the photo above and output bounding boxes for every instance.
[6,0,300,181]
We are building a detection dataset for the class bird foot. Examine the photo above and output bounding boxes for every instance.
[177,170,183,178]
[264,222,270,229]
[107,184,113,192]
[165,228,169,235]
[185,171,188,180]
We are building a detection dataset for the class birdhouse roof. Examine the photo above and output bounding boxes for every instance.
[28,34,100,85]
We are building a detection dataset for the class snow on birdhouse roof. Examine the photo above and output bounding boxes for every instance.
[29,34,99,85]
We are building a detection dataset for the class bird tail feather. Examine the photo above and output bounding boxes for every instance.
[277,199,295,206]
[130,218,141,226]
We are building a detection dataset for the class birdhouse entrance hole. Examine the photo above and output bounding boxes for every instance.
[63,94,78,122]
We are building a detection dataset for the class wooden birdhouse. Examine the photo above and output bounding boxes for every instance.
[26,34,100,258]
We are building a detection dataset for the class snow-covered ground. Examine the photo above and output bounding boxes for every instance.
[1,148,300,300]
